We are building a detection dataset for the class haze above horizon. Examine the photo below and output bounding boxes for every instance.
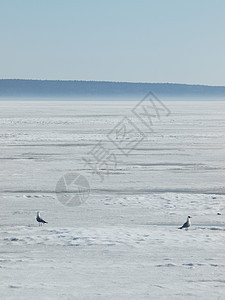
[0,0,224,86]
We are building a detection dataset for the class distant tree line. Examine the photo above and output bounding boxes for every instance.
[0,79,225,98]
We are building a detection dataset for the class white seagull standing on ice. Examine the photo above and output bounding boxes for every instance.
[179,216,191,230]
[36,212,48,226]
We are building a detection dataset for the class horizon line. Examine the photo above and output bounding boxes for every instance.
[0,78,225,88]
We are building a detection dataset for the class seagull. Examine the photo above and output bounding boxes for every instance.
[178,216,191,230]
[36,212,48,226]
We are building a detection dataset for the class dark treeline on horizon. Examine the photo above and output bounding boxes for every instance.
[0,79,225,98]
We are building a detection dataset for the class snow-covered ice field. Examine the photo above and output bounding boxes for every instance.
[1,99,225,299]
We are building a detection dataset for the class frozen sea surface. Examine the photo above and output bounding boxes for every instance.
[1,99,225,299]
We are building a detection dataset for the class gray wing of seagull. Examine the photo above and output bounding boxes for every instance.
[36,215,48,224]
[179,221,189,229]
[179,217,191,229]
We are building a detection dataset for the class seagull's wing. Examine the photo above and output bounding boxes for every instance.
[183,221,188,227]
[40,217,48,223]
[37,216,48,223]
[179,221,188,229]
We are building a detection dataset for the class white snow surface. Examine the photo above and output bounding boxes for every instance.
[1,99,225,299]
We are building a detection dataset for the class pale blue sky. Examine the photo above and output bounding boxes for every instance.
[0,0,224,85]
